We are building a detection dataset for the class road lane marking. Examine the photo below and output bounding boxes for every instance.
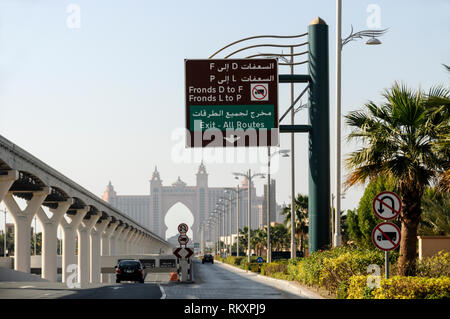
[158,284,166,299]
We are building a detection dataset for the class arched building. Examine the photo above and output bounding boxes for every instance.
[102,163,282,244]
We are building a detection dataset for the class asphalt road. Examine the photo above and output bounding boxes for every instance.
[160,259,305,299]
[0,270,164,299]
[0,259,310,299]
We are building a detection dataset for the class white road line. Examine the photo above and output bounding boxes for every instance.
[158,284,166,299]
[19,286,35,289]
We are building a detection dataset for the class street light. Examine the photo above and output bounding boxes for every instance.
[233,169,265,263]
[266,148,290,263]
[224,185,248,258]
[335,0,387,247]
[210,210,221,255]
[215,203,227,255]
[223,191,235,255]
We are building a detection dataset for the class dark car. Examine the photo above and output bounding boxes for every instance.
[115,259,146,283]
[202,254,214,264]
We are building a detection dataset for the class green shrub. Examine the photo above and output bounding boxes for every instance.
[284,246,397,297]
[347,275,450,299]
[248,262,260,273]
[416,251,450,278]
[319,249,385,295]
[260,261,288,277]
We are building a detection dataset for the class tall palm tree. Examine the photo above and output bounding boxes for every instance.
[345,82,449,275]
[250,229,266,257]
[281,194,309,253]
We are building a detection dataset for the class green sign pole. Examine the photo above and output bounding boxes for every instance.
[308,17,331,253]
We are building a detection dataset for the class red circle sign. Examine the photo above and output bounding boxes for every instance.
[372,222,401,251]
[178,223,189,234]
[372,191,402,220]
[178,234,189,245]
[251,84,268,100]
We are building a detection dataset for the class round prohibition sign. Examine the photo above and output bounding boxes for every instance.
[372,222,401,251]
[178,223,189,234]
[178,234,189,245]
[372,191,402,220]
[251,84,268,100]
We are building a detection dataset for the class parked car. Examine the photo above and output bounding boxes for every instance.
[115,259,146,283]
[202,254,214,264]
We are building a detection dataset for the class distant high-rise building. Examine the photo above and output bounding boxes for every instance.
[262,179,277,227]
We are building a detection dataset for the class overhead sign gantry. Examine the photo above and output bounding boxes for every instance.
[185,58,279,147]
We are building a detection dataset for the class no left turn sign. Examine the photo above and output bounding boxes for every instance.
[372,222,401,251]
[372,191,402,220]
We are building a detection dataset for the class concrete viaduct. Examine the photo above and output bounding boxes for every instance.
[0,134,173,284]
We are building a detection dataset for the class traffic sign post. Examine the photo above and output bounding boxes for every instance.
[371,191,402,279]
[173,247,194,259]
[371,222,401,251]
[178,223,189,234]
[372,191,402,220]
[175,223,192,282]
[185,59,279,147]
[178,234,189,246]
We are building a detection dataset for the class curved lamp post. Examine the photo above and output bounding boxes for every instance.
[334,0,387,247]
[233,169,265,263]
[224,185,247,258]
[266,149,290,262]
[210,32,309,260]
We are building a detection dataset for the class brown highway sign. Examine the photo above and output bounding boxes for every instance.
[185,59,279,147]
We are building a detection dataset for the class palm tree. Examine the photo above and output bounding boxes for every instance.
[238,227,248,255]
[345,82,449,275]
[250,229,266,257]
[270,224,289,251]
[281,194,309,254]
[419,187,450,235]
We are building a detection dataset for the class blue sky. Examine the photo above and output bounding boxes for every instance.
[0,0,449,236]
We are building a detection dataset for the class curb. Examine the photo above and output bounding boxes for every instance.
[215,260,324,299]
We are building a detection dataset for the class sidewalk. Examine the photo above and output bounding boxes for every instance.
[214,260,325,299]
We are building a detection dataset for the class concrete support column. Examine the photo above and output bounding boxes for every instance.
[90,217,111,283]
[110,225,124,256]
[127,230,137,254]
[125,229,136,254]
[3,187,51,273]
[118,227,131,255]
[60,207,89,283]
[0,170,18,203]
[77,214,100,286]
[101,221,119,283]
[36,198,73,282]
[143,237,149,254]
[131,232,141,254]
[136,234,144,254]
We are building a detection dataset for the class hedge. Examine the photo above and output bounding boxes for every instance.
[347,275,450,299]
[214,249,450,299]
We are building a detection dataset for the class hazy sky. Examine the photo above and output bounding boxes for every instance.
[0,0,449,236]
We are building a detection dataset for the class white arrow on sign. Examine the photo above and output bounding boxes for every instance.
[173,247,194,259]
[224,135,241,143]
